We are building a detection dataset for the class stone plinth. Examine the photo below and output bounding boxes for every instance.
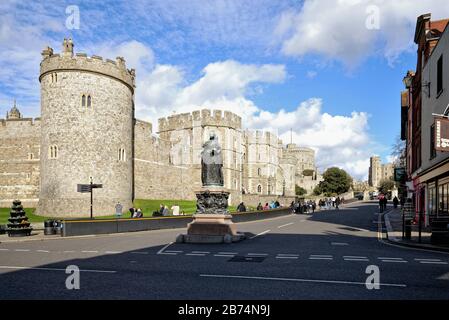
[176,188,245,244]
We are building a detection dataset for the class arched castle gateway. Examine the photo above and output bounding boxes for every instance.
[37,39,135,216]
[0,39,320,217]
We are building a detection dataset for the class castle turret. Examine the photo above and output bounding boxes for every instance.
[6,100,21,120]
[37,39,135,217]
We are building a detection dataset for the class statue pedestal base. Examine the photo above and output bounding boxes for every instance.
[176,189,245,244]
[177,214,246,244]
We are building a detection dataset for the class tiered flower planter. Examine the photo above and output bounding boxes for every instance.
[6,200,32,237]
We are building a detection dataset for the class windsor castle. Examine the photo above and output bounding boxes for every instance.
[0,39,321,217]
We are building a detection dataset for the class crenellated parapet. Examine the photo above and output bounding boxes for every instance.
[158,109,242,133]
[39,39,136,91]
[245,130,283,146]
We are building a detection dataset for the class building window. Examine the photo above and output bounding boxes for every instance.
[437,55,443,96]
[118,148,126,161]
[439,182,449,215]
[429,185,436,216]
[82,94,92,108]
[28,153,34,160]
[258,168,261,176]
[430,124,436,159]
[257,185,262,193]
[49,145,58,159]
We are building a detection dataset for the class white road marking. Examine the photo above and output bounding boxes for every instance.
[331,242,349,246]
[186,253,206,256]
[81,250,98,253]
[344,258,369,262]
[36,250,50,253]
[414,258,442,262]
[278,223,294,229]
[105,251,122,254]
[14,249,30,252]
[157,242,174,255]
[158,252,177,255]
[218,252,237,255]
[250,230,270,239]
[192,251,210,254]
[164,250,183,253]
[278,254,299,257]
[247,253,269,256]
[131,251,148,255]
[381,260,407,263]
[0,249,10,251]
[309,255,333,260]
[0,265,116,273]
[276,256,298,259]
[378,257,403,260]
[418,261,448,265]
[199,274,406,288]
[214,254,235,257]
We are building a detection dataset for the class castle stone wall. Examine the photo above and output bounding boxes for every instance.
[0,118,40,207]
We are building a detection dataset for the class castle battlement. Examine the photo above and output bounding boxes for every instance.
[0,117,41,127]
[158,109,242,132]
[245,129,283,146]
[39,39,135,91]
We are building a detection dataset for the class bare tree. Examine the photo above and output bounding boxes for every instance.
[391,134,406,168]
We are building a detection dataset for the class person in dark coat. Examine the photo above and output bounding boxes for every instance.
[393,196,399,209]
[237,202,247,212]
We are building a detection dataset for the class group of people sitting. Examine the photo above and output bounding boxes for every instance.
[153,204,182,217]
[129,207,143,218]
[257,201,282,211]
[236,200,283,212]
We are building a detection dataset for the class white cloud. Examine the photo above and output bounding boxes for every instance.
[275,0,449,67]
[247,98,373,180]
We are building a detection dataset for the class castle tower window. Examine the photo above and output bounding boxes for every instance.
[87,95,92,108]
[118,148,126,161]
[82,95,86,107]
[258,168,261,176]
[28,153,34,160]
[257,185,262,193]
[49,145,58,159]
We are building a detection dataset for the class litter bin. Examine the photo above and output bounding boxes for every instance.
[404,218,412,240]
[54,221,62,235]
[44,220,56,235]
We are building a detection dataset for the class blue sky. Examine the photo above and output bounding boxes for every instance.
[1,0,448,180]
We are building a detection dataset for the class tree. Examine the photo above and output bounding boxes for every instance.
[318,167,352,195]
[313,185,322,196]
[391,134,406,168]
[378,179,395,194]
[295,185,308,197]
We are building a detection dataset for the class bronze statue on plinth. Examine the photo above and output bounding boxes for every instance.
[176,132,245,243]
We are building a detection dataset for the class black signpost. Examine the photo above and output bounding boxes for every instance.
[77,180,103,219]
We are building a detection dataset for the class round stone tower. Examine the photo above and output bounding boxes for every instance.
[37,38,136,217]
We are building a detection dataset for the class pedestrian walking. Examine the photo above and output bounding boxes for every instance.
[393,196,399,209]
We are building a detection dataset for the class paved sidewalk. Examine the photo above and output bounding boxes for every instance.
[384,208,449,252]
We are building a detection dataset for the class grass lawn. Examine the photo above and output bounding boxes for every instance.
[0,199,238,224]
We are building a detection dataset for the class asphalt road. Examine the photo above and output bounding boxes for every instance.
[1,202,449,299]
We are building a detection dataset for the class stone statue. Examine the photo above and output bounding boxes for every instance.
[201,132,224,187]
